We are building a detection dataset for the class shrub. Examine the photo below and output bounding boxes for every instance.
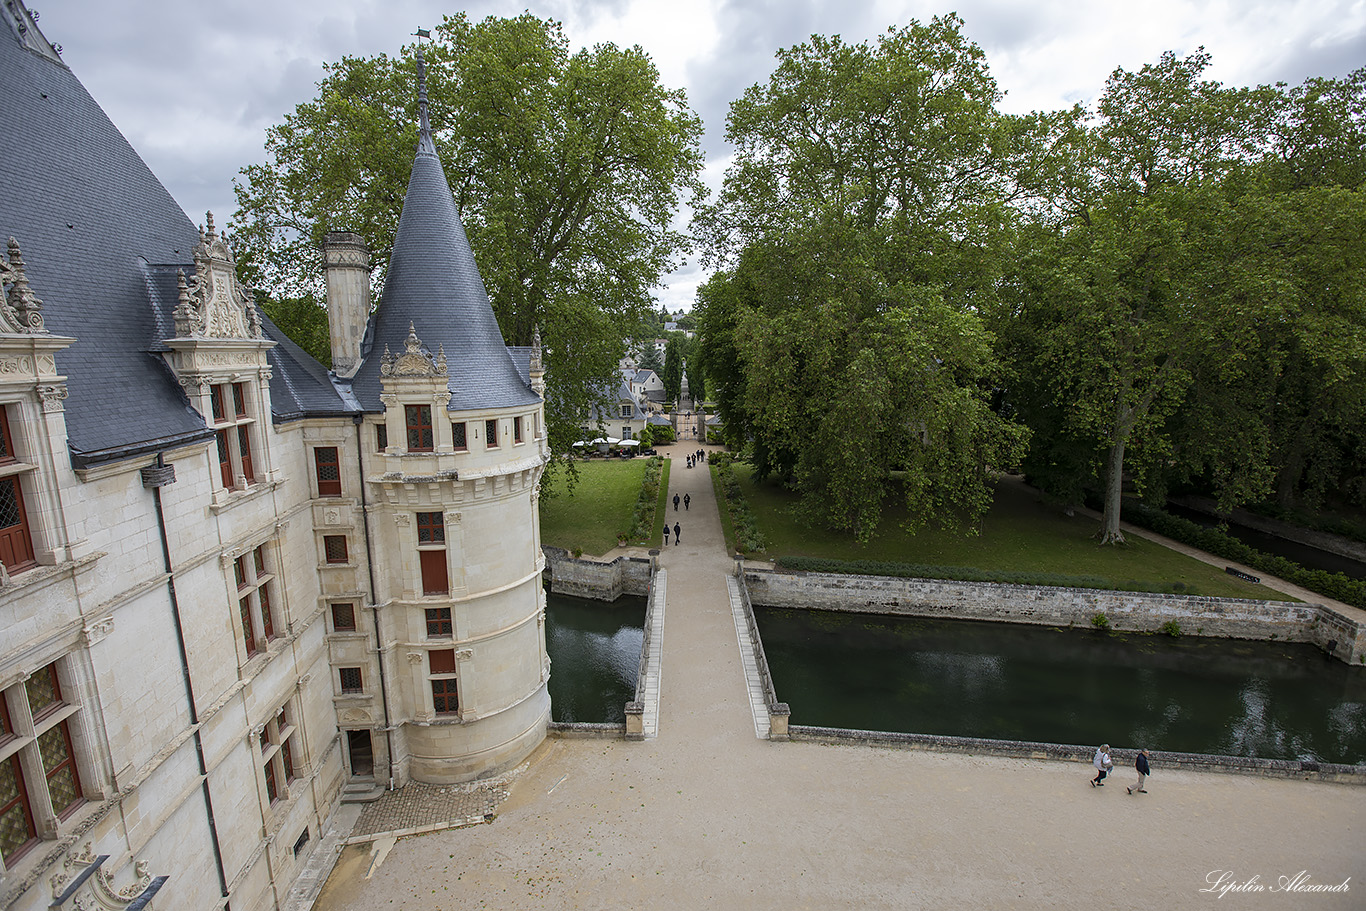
[712,454,767,554]
[1159,620,1182,638]
[625,456,666,544]
[1091,612,1110,631]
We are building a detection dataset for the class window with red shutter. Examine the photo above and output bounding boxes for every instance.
[314,447,341,496]
[419,549,449,595]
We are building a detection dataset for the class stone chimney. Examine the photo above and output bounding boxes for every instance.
[322,231,371,377]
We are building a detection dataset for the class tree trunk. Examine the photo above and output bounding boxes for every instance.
[1098,437,1127,545]
[1274,436,1306,510]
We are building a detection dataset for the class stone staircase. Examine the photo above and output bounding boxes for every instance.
[340,778,386,804]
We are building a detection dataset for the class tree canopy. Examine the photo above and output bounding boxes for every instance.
[694,16,1029,540]
[230,13,705,460]
[995,52,1366,542]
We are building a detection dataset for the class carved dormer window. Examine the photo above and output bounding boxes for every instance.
[209,382,256,491]
[405,405,434,452]
[173,213,263,340]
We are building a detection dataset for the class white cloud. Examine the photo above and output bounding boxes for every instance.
[33,0,1366,309]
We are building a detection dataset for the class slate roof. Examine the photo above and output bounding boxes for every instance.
[346,59,540,414]
[586,375,647,424]
[0,14,210,466]
[0,8,348,467]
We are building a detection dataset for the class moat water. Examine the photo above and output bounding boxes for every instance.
[545,591,645,724]
[756,607,1366,765]
[1165,502,1366,581]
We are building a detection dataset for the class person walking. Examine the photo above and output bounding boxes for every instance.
[683,493,690,511]
[663,523,670,546]
[1128,749,1151,794]
[673,521,680,546]
[1091,744,1114,787]
[673,493,680,511]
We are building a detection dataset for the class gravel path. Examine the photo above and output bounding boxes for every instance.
[314,444,1365,911]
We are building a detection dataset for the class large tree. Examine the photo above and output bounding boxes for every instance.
[998,52,1366,542]
[695,16,1029,539]
[661,335,684,405]
[231,13,705,457]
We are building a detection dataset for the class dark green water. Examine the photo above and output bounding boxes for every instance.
[545,591,646,723]
[756,607,1366,764]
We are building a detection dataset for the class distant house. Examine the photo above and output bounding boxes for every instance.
[630,368,670,412]
[585,376,651,440]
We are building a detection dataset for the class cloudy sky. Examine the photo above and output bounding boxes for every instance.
[35,0,1366,310]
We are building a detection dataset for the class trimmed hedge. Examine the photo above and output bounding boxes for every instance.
[623,456,666,542]
[712,452,767,553]
[772,555,1202,595]
[1123,501,1366,609]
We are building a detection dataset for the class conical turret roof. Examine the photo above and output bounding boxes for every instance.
[349,51,541,412]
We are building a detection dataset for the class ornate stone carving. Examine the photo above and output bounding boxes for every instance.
[454,648,474,661]
[0,356,33,375]
[38,382,68,412]
[394,514,411,527]
[83,616,114,646]
[1,237,47,333]
[380,324,447,378]
[340,709,370,724]
[406,651,424,664]
[177,213,263,340]
[52,844,153,909]
[323,507,341,526]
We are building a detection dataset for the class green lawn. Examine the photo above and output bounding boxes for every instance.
[539,459,658,556]
[736,464,1294,601]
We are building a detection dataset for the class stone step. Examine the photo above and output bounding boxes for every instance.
[340,780,386,803]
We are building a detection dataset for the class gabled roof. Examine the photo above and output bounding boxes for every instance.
[346,54,540,414]
[0,5,348,467]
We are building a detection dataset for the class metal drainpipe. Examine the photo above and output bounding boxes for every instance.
[143,453,231,907]
[354,416,395,788]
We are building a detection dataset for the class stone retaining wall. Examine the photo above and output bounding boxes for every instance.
[542,546,652,600]
[745,568,1366,665]
[789,727,1366,784]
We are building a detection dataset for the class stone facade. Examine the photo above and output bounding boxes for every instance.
[744,569,1366,664]
[0,227,347,911]
[0,11,549,909]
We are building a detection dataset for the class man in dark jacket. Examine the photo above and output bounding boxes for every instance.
[674,493,680,511]
[1128,749,1151,794]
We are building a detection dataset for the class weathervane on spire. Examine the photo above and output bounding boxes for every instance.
[413,29,432,138]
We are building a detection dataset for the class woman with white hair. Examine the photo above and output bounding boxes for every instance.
[1091,744,1114,787]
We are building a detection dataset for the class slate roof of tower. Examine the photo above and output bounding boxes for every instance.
[345,61,541,413]
[0,10,348,467]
